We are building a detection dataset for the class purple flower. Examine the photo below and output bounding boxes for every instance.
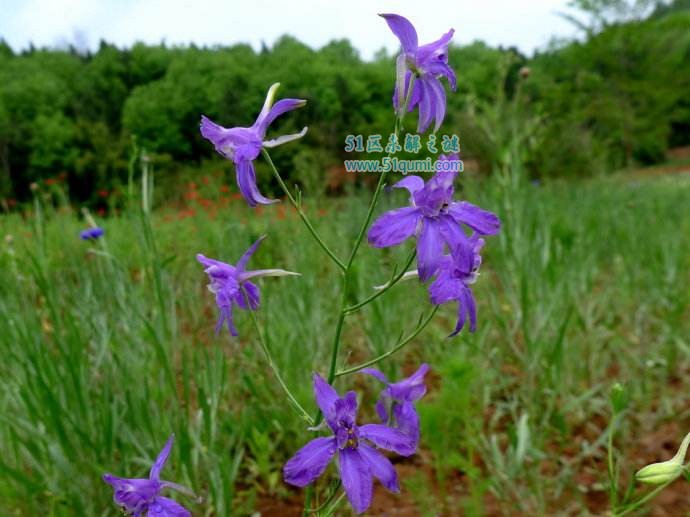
[380,13,456,133]
[368,155,499,282]
[200,83,307,207]
[103,435,194,517]
[284,374,415,514]
[197,235,299,336]
[429,235,485,335]
[361,364,429,448]
[80,227,104,240]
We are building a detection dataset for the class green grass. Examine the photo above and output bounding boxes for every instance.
[1,170,689,515]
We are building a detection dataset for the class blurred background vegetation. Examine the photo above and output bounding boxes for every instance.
[1,0,690,208]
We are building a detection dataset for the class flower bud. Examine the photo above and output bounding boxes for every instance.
[609,383,628,414]
[635,432,690,485]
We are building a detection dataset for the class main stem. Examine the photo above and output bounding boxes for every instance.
[304,77,416,515]
[323,114,404,388]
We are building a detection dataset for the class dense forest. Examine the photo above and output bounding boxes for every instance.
[1,0,689,204]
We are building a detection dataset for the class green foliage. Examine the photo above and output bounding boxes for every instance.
[1,9,688,203]
[2,169,689,514]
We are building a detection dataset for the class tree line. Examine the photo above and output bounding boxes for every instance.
[0,1,689,204]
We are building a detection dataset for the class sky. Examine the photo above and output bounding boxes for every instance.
[0,0,578,59]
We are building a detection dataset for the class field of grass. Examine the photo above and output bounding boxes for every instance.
[1,168,690,515]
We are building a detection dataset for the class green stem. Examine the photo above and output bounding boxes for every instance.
[344,249,416,315]
[335,306,439,377]
[262,149,346,272]
[307,481,342,513]
[614,479,675,517]
[344,118,401,270]
[323,490,347,516]
[304,75,416,514]
[324,83,413,382]
[243,289,313,424]
[345,74,414,270]
[607,413,619,507]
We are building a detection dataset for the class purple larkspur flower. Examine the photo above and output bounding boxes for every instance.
[283,374,415,514]
[103,435,194,517]
[367,154,499,282]
[200,83,307,207]
[197,235,299,336]
[380,13,456,133]
[361,364,429,448]
[429,235,485,335]
[80,227,104,240]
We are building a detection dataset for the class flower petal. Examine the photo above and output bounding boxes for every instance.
[387,364,429,402]
[416,79,434,134]
[150,435,174,481]
[376,399,389,424]
[416,218,443,282]
[379,13,418,54]
[263,127,308,148]
[416,28,455,64]
[199,115,230,151]
[428,265,463,305]
[196,254,234,274]
[393,401,421,447]
[428,77,447,133]
[216,305,238,336]
[392,71,422,113]
[239,269,301,281]
[368,207,421,248]
[253,83,281,128]
[360,368,389,385]
[235,281,260,310]
[338,448,373,514]
[148,496,191,517]
[313,373,339,424]
[448,201,501,235]
[236,236,265,273]
[426,61,457,90]
[394,53,409,114]
[236,159,278,207]
[283,436,337,487]
[80,227,105,240]
[392,175,424,201]
[254,99,307,137]
[358,443,400,493]
[438,214,473,269]
[159,481,196,499]
[102,475,158,514]
[359,424,415,456]
[462,285,477,333]
[335,391,359,422]
[200,116,260,161]
[407,76,422,110]
[449,285,476,336]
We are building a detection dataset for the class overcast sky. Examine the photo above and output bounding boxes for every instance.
[1,0,578,59]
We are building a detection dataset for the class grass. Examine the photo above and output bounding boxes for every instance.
[1,168,689,515]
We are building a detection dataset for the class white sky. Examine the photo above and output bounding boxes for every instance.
[1,0,578,59]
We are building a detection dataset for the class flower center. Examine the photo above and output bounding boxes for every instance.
[345,428,358,449]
